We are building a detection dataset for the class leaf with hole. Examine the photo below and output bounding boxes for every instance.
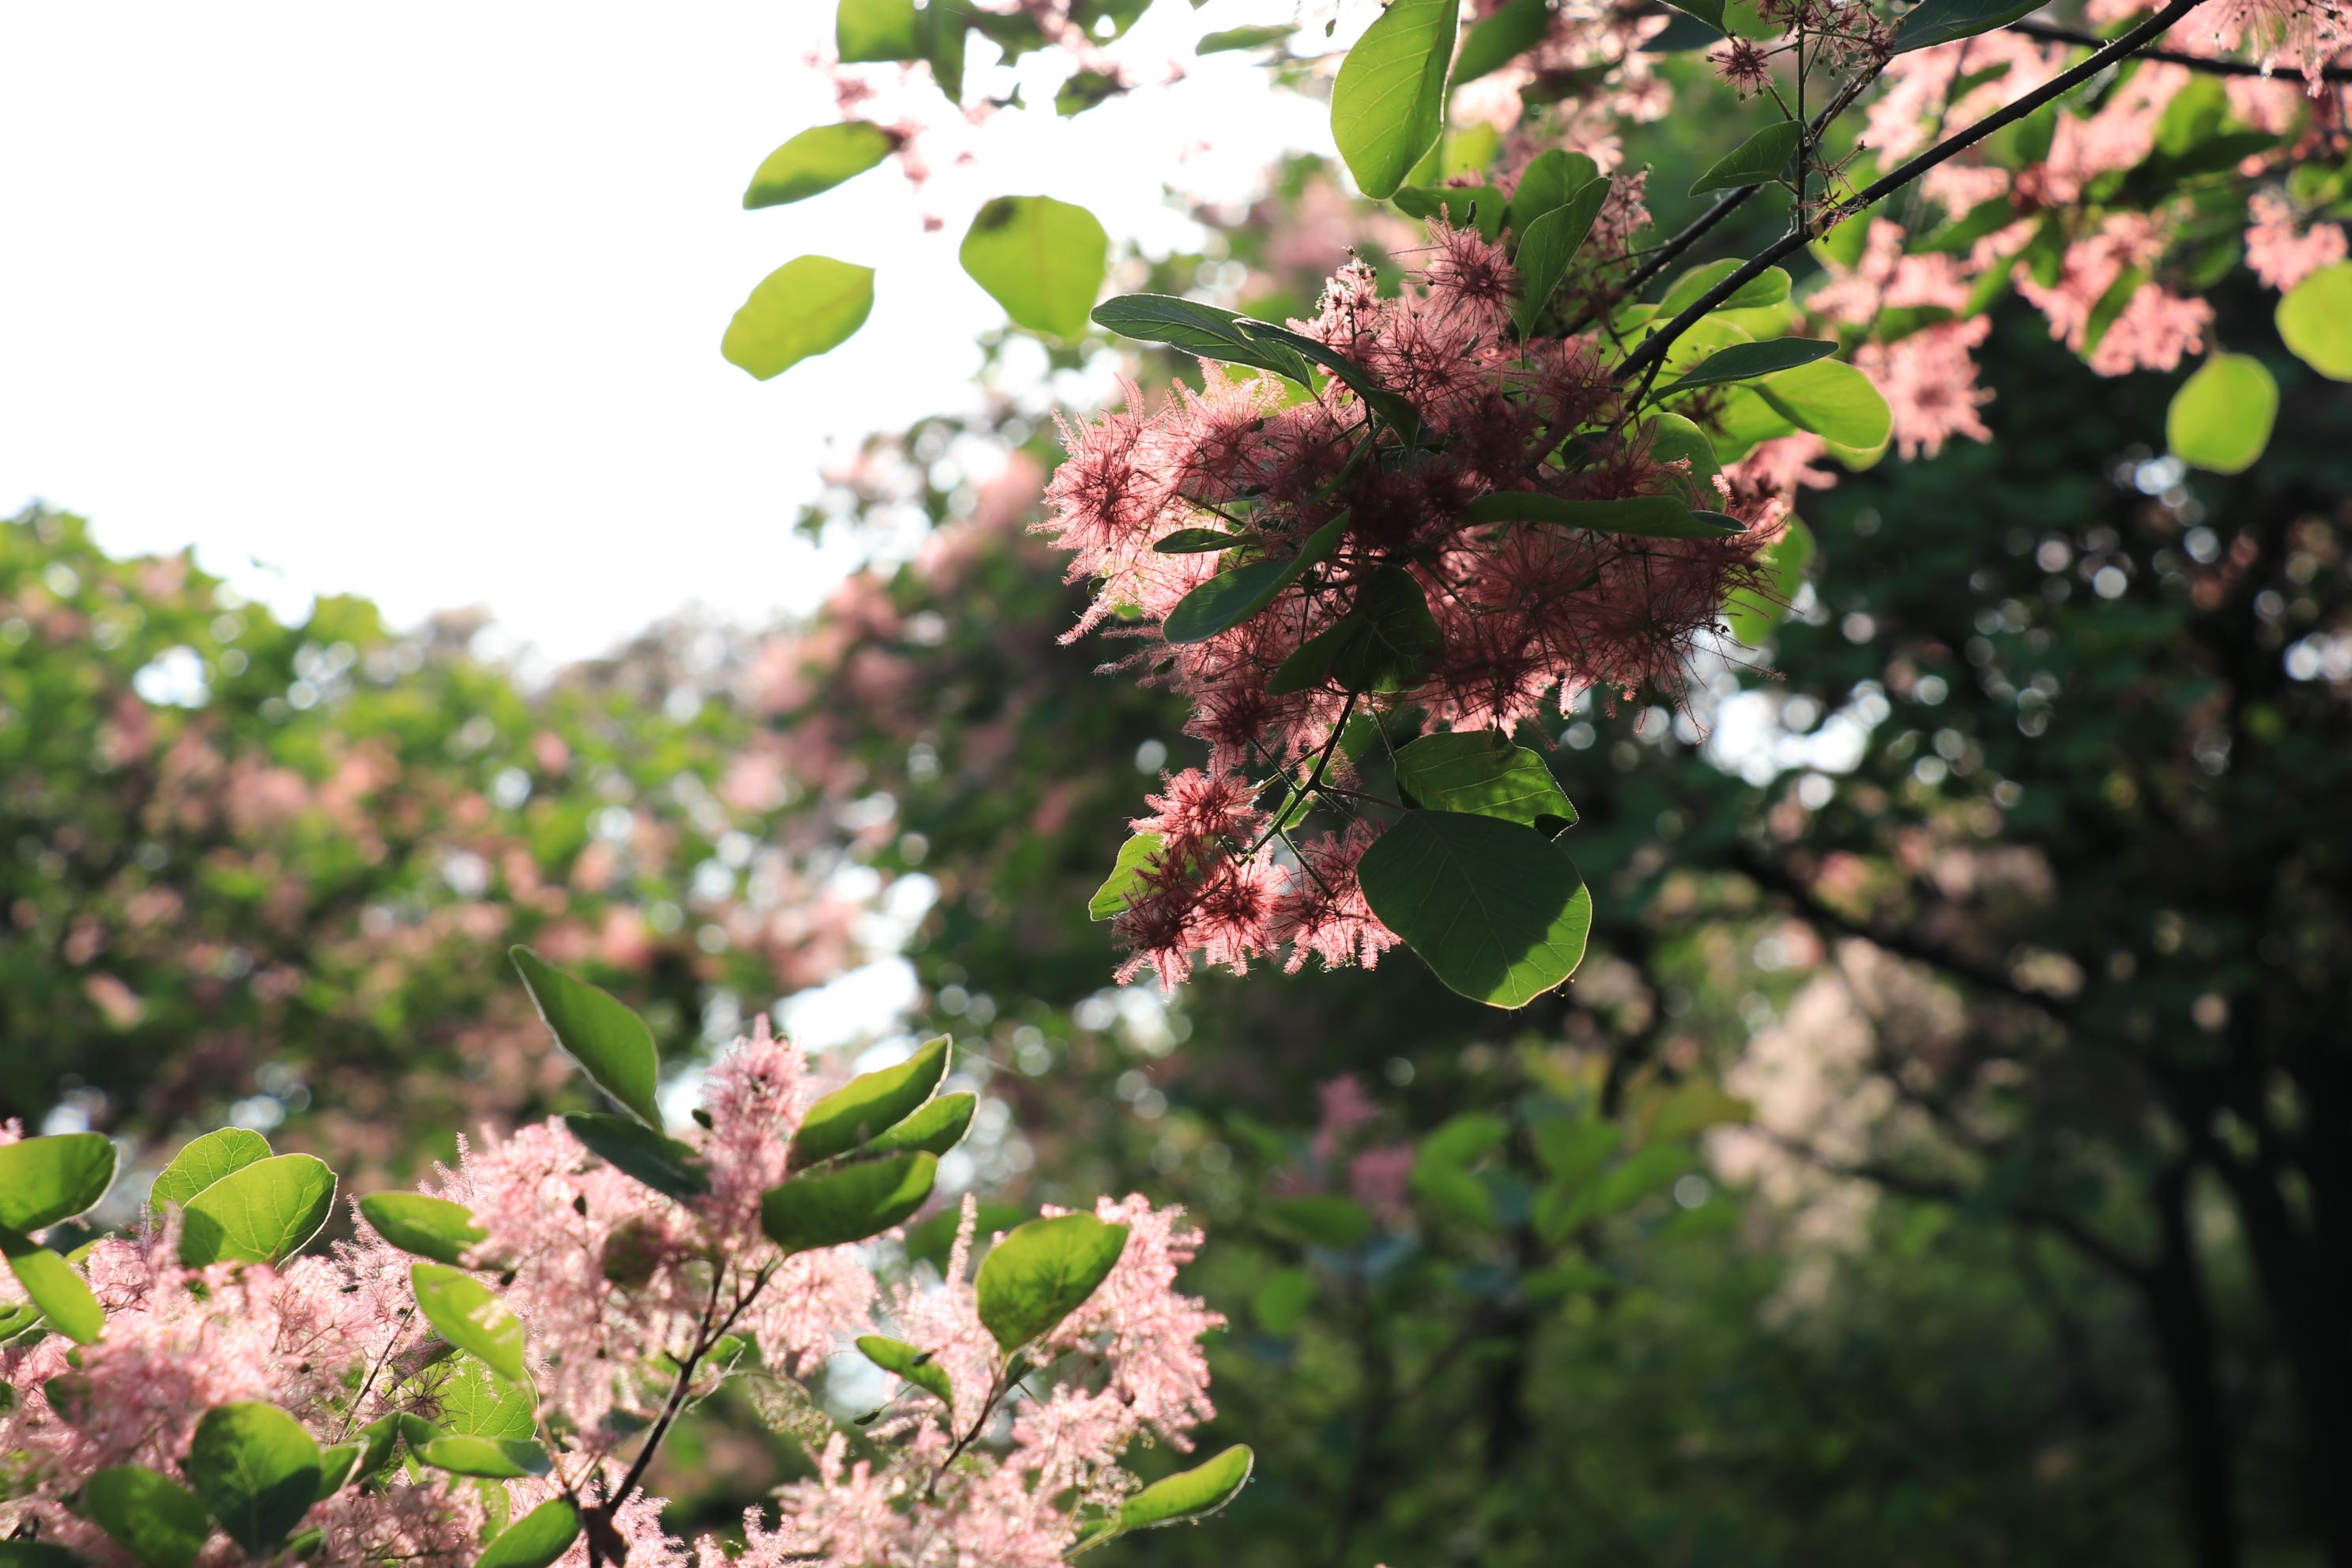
[1689,119,1804,195]
[187,1402,321,1556]
[358,1193,486,1267]
[791,1035,950,1169]
[760,1152,937,1255]
[179,1154,337,1267]
[1393,733,1574,827]
[1089,833,1167,922]
[0,1133,117,1232]
[410,1264,528,1383]
[721,256,875,381]
[1162,511,1351,645]
[2167,352,2276,476]
[1357,812,1592,1008]
[510,947,662,1125]
[743,122,899,208]
[149,1129,271,1217]
[975,1213,1129,1351]
[1330,0,1459,198]
[960,195,1109,338]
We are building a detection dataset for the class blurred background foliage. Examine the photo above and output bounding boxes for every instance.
[8,70,2350,1568]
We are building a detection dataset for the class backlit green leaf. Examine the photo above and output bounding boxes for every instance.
[760,1152,937,1255]
[1660,337,1837,394]
[1089,833,1167,922]
[791,1035,950,1169]
[0,1227,102,1344]
[149,1129,270,1218]
[1453,0,1547,84]
[864,1092,977,1158]
[413,1436,551,1479]
[1657,259,1792,316]
[0,1133,117,1232]
[1391,184,1506,242]
[1162,512,1351,645]
[1463,492,1740,537]
[564,1114,710,1200]
[1755,357,1893,450]
[357,1193,487,1267]
[476,1498,582,1568]
[187,1402,321,1556]
[1393,733,1574,828]
[409,1264,528,1383]
[1112,1444,1255,1534]
[743,122,899,209]
[1689,119,1803,195]
[85,1465,213,1568]
[2277,263,2352,381]
[2166,352,2277,475]
[857,1333,954,1405]
[721,256,876,381]
[1357,812,1592,1008]
[836,0,920,62]
[179,1154,337,1267]
[509,947,662,1126]
[1507,149,1600,228]
[959,195,1109,338]
[1090,296,1314,384]
[975,1213,1129,1351]
[1331,0,1459,199]
[1724,516,1815,644]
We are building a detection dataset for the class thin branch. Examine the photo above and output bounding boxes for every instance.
[1615,0,2218,385]
[2009,17,2352,83]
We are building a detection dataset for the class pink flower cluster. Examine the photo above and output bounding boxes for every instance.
[1046,228,1782,988]
[2,1020,1230,1568]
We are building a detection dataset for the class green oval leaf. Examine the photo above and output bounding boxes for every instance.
[179,1154,337,1267]
[856,1333,954,1405]
[1754,356,1893,450]
[743,122,899,209]
[187,1402,321,1556]
[1452,0,1547,85]
[1657,258,1792,316]
[959,195,1109,338]
[2167,352,2277,476]
[1088,296,1314,384]
[721,255,876,382]
[1090,832,1167,922]
[1393,733,1574,827]
[85,1466,213,1568]
[1163,512,1351,645]
[1689,119,1804,196]
[1357,811,1593,1008]
[413,1436,552,1479]
[357,1193,487,1267]
[1114,1443,1255,1533]
[1642,412,1723,497]
[509,947,662,1126]
[311,1444,362,1502]
[564,1113,710,1200]
[760,1152,937,1255]
[0,1226,101,1344]
[1660,337,1838,395]
[1331,0,1459,199]
[149,1129,272,1218]
[409,1264,528,1383]
[1512,177,1611,336]
[864,1092,977,1159]
[838,0,921,62]
[1463,492,1740,537]
[790,1035,951,1170]
[424,1352,539,1440]
[0,1133,118,1232]
[2277,263,2352,381]
[477,1498,583,1568]
[1892,0,2047,55]
[974,1212,1130,1352]
[1507,149,1600,229]
[1197,24,1296,54]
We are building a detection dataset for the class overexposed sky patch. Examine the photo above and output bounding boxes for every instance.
[2,2,1333,660]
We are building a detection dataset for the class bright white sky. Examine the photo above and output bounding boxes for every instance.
[1,3,1332,662]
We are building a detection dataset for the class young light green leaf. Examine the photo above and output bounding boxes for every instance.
[0,1227,102,1344]
[2277,263,2352,380]
[959,195,1109,338]
[426,1352,538,1440]
[760,1152,938,1255]
[179,1154,337,1268]
[509,947,662,1126]
[1512,177,1610,336]
[1642,412,1722,497]
[1235,319,1423,433]
[85,1465,213,1568]
[1197,24,1295,54]
[357,1193,487,1267]
[1463,492,1741,537]
[1162,511,1351,645]
[1657,258,1792,316]
[974,1213,1130,1351]
[1892,0,2048,55]
[837,0,920,62]
[1089,296,1314,384]
[409,1264,528,1384]
[477,1498,583,1568]
[721,255,876,381]
[1089,832,1167,922]
[1357,812,1592,1008]
[856,1333,954,1405]
[311,1443,362,1501]
[564,1114,711,1200]
[149,1129,272,1217]
[1393,733,1574,828]
[1754,356,1893,450]
[863,1093,977,1158]
[1508,149,1600,232]
[1660,337,1838,394]
[743,122,900,208]
[187,1402,322,1556]
[1110,1444,1255,1536]
[412,1436,552,1479]
[0,1133,118,1232]
[2167,352,2277,475]
[1330,0,1460,199]
[791,1036,951,1169]
[1689,119,1804,195]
